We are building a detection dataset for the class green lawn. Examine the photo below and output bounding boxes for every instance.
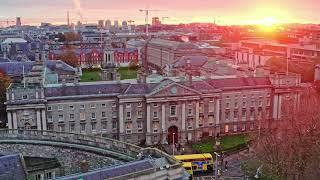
[117,67,137,80]
[80,69,101,82]
[192,134,249,153]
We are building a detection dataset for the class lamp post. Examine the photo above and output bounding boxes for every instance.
[214,152,220,179]
[172,132,175,155]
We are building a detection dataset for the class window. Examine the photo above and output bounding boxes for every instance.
[225,111,230,120]
[91,113,96,119]
[153,103,158,107]
[233,125,237,132]
[102,121,107,130]
[251,100,255,107]
[80,123,86,132]
[137,110,143,117]
[126,103,131,108]
[234,110,238,119]
[112,111,117,118]
[112,102,117,107]
[250,110,254,119]
[58,105,63,111]
[250,123,254,130]
[102,103,106,108]
[126,111,131,119]
[170,105,177,116]
[102,112,106,118]
[46,172,53,179]
[58,115,64,122]
[259,101,262,106]
[242,110,246,119]
[35,174,41,180]
[226,102,230,108]
[266,98,271,106]
[80,104,85,109]
[243,95,247,98]
[208,116,214,125]
[225,125,229,133]
[47,106,52,111]
[70,124,75,132]
[137,121,142,129]
[242,124,246,131]
[242,101,246,108]
[126,122,132,130]
[208,101,214,112]
[112,121,117,129]
[90,104,96,109]
[187,120,193,129]
[69,114,75,121]
[91,122,97,131]
[188,108,193,115]
[47,115,53,122]
[80,112,85,120]
[69,105,74,110]
[153,122,159,133]
[58,124,65,132]
[138,102,142,107]
[22,95,28,100]
[153,111,158,118]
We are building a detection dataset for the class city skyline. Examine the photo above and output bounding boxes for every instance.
[0,0,319,25]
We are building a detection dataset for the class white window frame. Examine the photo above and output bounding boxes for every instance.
[169,105,177,117]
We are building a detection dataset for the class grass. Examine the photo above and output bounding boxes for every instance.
[117,67,137,80]
[192,134,249,154]
[80,69,101,82]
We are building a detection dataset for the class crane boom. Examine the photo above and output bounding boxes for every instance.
[139,8,164,36]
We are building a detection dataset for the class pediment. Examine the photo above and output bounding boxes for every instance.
[147,82,200,98]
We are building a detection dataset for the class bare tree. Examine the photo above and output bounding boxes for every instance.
[252,89,320,180]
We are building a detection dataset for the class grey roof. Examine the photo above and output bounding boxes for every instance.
[0,60,76,77]
[173,56,208,68]
[59,159,153,180]
[0,154,27,180]
[45,83,130,97]
[123,83,158,95]
[206,77,271,89]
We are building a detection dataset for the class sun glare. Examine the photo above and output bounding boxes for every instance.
[261,17,276,27]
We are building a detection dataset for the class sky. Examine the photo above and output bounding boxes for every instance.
[0,0,319,25]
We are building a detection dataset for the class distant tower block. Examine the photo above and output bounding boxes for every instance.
[16,17,21,27]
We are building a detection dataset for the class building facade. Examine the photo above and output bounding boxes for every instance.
[6,74,301,146]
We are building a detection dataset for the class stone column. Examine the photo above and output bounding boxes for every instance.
[119,104,124,133]
[146,104,151,145]
[161,103,166,143]
[215,99,220,125]
[273,94,281,120]
[12,112,18,129]
[41,110,47,131]
[37,110,42,130]
[195,101,199,129]
[147,104,151,133]
[181,102,186,131]
[7,111,12,129]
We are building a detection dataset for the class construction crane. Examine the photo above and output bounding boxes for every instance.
[139,8,162,36]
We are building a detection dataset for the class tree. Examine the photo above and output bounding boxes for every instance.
[251,90,320,180]
[0,71,11,128]
[57,49,79,67]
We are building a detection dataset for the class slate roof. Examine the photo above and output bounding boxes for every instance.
[45,83,130,97]
[123,83,157,95]
[59,160,153,180]
[0,60,76,77]
[173,56,208,68]
[0,154,27,180]
[206,77,271,89]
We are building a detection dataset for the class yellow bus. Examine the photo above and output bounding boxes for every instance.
[174,153,214,174]
[182,162,193,178]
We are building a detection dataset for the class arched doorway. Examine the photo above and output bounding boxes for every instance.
[167,126,179,145]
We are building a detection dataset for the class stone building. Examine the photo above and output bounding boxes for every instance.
[5,72,301,146]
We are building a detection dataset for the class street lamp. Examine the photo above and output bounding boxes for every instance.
[172,132,175,156]
[214,152,220,179]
